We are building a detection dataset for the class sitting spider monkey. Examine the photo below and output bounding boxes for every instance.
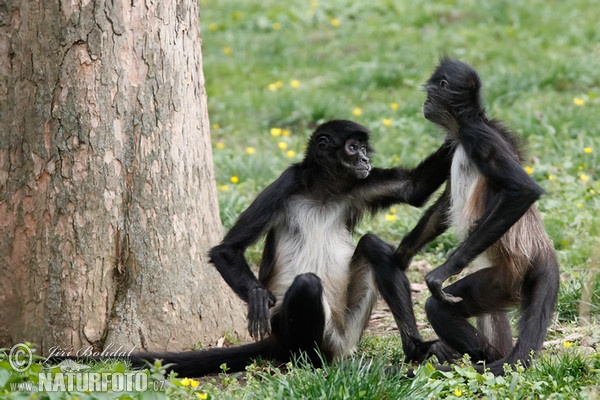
[394,58,560,375]
[114,119,455,377]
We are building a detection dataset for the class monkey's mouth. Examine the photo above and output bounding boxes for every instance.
[354,167,371,179]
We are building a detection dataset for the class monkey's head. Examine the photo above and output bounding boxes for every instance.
[423,58,485,130]
[306,120,373,180]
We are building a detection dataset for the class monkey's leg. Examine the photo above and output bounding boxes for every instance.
[486,253,560,374]
[477,312,512,357]
[340,243,378,352]
[355,234,456,363]
[272,272,327,364]
[425,267,514,364]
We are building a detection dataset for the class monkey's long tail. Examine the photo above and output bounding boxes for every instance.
[48,337,280,378]
[127,337,279,377]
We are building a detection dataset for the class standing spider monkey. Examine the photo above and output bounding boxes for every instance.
[115,120,454,377]
[394,58,560,375]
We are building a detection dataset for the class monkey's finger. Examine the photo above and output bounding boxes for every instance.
[441,292,463,303]
[428,283,451,303]
[258,292,272,339]
[249,315,261,340]
[259,304,269,339]
[248,305,261,340]
[259,317,271,340]
[267,292,276,307]
[248,320,258,341]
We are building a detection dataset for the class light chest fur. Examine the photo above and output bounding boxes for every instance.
[450,145,495,271]
[450,144,552,280]
[450,145,483,239]
[267,195,355,320]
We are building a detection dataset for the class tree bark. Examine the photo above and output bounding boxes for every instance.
[0,0,247,353]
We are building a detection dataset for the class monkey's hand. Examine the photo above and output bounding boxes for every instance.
[425,269,463,304]
[247,286,277,340]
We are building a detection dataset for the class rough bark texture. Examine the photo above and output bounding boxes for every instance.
[0,0,247,353]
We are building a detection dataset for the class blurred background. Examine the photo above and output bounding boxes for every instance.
[200,0,600,325]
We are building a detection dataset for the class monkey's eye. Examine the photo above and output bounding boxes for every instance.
[440,79,449,88]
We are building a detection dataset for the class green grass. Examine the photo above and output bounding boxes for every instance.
[3,0,600,398]
[203,0,600,397]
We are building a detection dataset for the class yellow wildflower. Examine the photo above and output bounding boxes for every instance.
[573,97,585,106]
[271,127,282,136]
[212,124,220,131]
[584,147,593,154]
[385,214,397,222]
[563,341,574,348]
[580,173,590,183]
[215,142,225,150]
[577,202,583,208]
[548,174,556,182]
[390,102,399,110]
[389,207,397,214]
[525,166,534,175]
[272,22,281,31]
[181,378,191,387]
[282,129,291,136]
[230,176,239,184]
[208,23,218,32]
[278,142,288,150]
[330,18,341,28]
[275,81,284,88]
[352,107,363,116]
[383,118,392,127]
[290,80,300,88]
[454,389,463,397]
[189,379,200,388]
[310,0,318,8]
[286,150,296,158]
[219,185,228,192]
[223,47,232,56]
[196,393,208,400]
[246,147,256,155]
[268,83,278,91]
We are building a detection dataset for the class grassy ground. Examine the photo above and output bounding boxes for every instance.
[3,0,600,398]
[201,0,600,397]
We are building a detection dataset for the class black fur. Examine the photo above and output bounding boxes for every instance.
[395,59,560,375]
[115,120,454,377]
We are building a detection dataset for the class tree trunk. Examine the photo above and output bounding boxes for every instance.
[0,1,247,354]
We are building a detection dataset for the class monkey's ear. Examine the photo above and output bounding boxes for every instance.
[317,135,330,149]
[440,79,449,88]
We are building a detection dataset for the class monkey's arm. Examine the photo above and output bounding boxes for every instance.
[393,186,451,270]
[426,124,543,303]
[209,166,300,339]
[361,139,454,210]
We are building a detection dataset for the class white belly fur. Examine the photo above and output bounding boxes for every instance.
[450,146,491,271]
[268,196,354,325]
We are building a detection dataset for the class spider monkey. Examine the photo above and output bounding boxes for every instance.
[112,120,455,377]
[394,58,560,375]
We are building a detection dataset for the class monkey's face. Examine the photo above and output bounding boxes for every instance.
[340,138,372,179]
[423,58,483,130]
[423,81,458,132]
[310,121,373,180]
